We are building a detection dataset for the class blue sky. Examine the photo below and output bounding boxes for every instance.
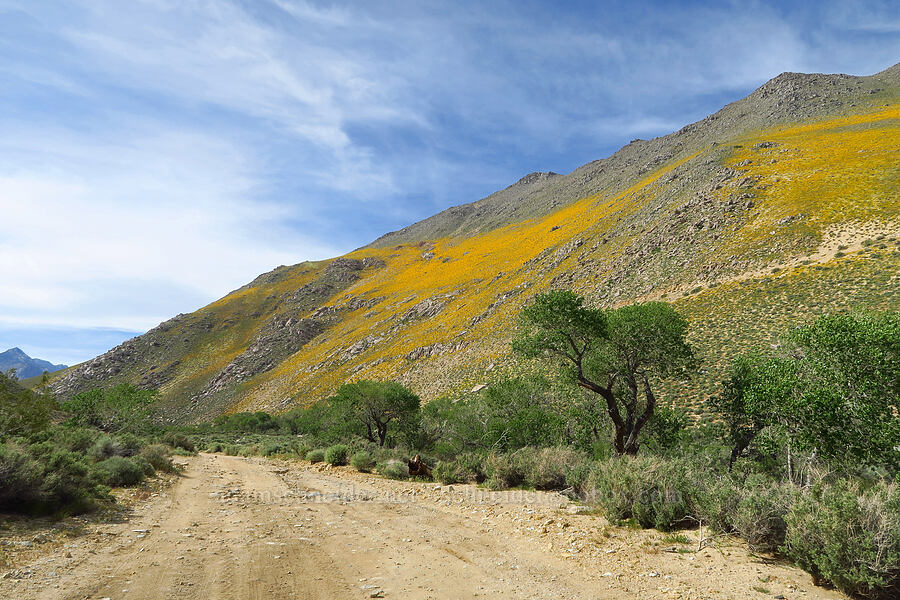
[0,0,898,366]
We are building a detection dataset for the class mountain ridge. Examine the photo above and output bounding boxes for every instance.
[0,347,67,380]
[48,63,900,423]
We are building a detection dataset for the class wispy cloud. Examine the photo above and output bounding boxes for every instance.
[0,124,336,332]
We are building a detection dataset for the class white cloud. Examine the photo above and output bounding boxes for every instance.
[0,125,339,331]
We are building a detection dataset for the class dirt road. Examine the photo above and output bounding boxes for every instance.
[1,453,845,600]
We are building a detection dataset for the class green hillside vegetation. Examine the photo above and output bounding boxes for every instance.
[0,373,183,516]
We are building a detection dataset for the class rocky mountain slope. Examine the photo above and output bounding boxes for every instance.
[0,348,66,380]
[49,63,900,423]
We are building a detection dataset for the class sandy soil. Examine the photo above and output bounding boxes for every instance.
[1,453,847,600]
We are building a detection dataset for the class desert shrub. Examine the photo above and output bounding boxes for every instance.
[57,427,99,453]
[116,433,143,456]
[630,462,691,531]
[213,411,283,433]
[224,444,241,456]
[305,448,325,463]
[0,444,42,508]
[434,453,485,485]
[484,453,523,490]
[578,456,701,530]
[0,373,57,438]
[257,438,302,456]
[684,473,741,535]
[579,456,655,522]
[88,435,122,461]
[377,459,409,480]
[259,442,281,457]
[62,384,155,433]
[294,440,313,458]
[92,456,146,486]
[38,448,98,512]
[565,459,594,492]
[205,441,224,453]
[170,447,195,456]
[140,444,176,473]
[512,446,587,490]
[161,432,196,453]
[783,480,900,598]
[325,444,349,466]
[732,475,796,552]
[131,455,156,477]
[350,451,376,472]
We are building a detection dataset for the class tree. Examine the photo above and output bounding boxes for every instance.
[715,312,900,472]
[514,291,695,455]
[788,312,899,467]
[330,380,420,447]
[0,371,58,439]
[61,384,156,433]
[420,377,568,455]
[714,353,798,469]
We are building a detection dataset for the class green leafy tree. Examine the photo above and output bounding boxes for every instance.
[788,312,899,466]
[514,291,695,455]
[329,380,420,447]
[61,384,156,433]
[716,312,900,471]
[714,353,799,468]
[420,377,568,455]
[0,371,58,439]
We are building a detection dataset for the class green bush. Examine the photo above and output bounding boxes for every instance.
[306,448,325,463]
[0,444,42,508]
[88,435,124,461]
[434,453,485,484]
[325,444,349,466]
[512,446,586,490]
[131,455,156,477]
[259,442,281,456]
[350,451,376,472]
[484,448,583,491]
[92,456,146,487]
[62,384,155,433]
[577,457,692,530]
[205,441,224,453]
[57,427,99,453]
[484,453,524,490]
[377,459,409,480]
[140,444,176,473]
[116,433,143,456]
[684,473,741,535]
[783,480,900,598]
[732,475,795,552]
[38,448,99,512]
[162,432,196,453]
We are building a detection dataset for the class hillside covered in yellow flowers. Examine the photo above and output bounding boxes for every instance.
[49,64,900,423]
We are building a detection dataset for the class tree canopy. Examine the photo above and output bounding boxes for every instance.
[329,380,420,447]
[61,384,156,433]
[514,291,695,455]
[716,312,900,471]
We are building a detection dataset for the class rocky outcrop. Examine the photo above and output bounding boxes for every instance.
[189,257,385,403]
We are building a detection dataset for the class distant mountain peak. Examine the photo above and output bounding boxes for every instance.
[0,347,67,379]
